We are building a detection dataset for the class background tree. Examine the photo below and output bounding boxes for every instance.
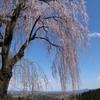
[0,0,88,99]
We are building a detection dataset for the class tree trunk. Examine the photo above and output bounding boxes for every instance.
[0,68,12,100]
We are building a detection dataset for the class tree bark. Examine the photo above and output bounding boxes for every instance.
[0,1,28,99]
[0,68,12,100]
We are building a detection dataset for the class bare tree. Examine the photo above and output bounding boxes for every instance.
[0,0,88,99]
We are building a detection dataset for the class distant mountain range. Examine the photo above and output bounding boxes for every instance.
[8,88,94,96]
[69,88,94,94]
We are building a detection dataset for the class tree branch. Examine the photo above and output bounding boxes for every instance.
[44,16,63,20]
[35,37,63,50]
[10,15,63,68]
[44,16,63,24]
[1,2,27,70]
[0,3,25,48]
[29,16,41,40]
[0,19,9,24]
[31,26,48,40]
[10,16,41,67]
[10,40,28,67]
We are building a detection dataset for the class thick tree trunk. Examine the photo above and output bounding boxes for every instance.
[0,68,12,99]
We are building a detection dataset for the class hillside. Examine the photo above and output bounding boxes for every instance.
[71,88,100,100]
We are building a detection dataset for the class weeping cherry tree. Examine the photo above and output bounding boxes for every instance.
[0,0,88,99]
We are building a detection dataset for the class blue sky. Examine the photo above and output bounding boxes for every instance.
[79,0,100,89]
[27,0,100,91]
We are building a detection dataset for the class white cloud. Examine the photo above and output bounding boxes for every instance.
[96,77,100,81]
[89,32,100,38]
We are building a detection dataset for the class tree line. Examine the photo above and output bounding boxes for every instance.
[71,88,100,100]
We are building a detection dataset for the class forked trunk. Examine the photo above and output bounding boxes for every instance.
[0,68,12,100]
